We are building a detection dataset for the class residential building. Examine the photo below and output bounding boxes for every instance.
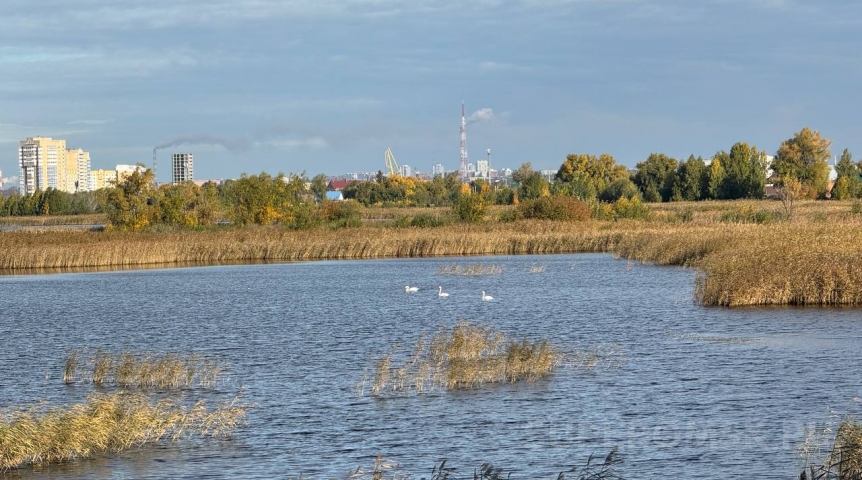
[66,148,91,192]
[431,163,445,177]
[116,164,145,182]
[476,159,490,178]
[401,164,413,177]
[88,169,118,190]
[172,153,194,184]
[18,137,67,195]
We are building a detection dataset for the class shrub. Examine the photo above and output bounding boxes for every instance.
[517,196,590,221]
[497,207,523,223]
[453,194,487,222]
[289,203,323,230]
[613,197,651,220]
[599,178,640,202]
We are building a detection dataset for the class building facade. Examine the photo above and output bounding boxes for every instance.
[18,137,93,195]
[88,169,118,191]
[19,137,66,195]
[172,153,194,184]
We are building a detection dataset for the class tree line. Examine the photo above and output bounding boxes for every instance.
[2,126,857,228]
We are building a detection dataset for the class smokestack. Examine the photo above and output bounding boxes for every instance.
[152,148,158,184]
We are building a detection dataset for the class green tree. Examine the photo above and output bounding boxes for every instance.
[310,174,328,202]
[519,171,549,201]
[634,153,677,202]
[671,155,706,201]
[719,142,767,199]
[834,148,859,199]
[706,158,725,200]
[771,127,833,196]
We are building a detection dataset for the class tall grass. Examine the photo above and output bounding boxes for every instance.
[0,393,245,471]
[5,200,862,307]
[368,322,560,395]
[799,418,862,480]
[65,350,222,389]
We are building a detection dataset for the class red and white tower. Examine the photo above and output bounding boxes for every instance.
[459,102,468,178]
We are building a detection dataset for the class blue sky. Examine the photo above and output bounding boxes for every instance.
[1,0,860,185]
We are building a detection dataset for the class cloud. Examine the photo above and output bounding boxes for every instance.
[467,108,506,125]
[2,175,19,187]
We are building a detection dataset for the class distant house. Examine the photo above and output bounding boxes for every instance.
[327,180,356,191]
[325,191,344,201]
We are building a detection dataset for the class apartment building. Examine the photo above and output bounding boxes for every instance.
[172,153,193,184]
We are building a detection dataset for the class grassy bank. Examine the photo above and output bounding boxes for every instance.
[3,200,862,307]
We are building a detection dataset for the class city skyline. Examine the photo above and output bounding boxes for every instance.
[1,0,860,186]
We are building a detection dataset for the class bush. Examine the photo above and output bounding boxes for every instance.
[497,207,523,223]
[453,194,488,222]
[613,197,651,220]
[322,199,362,221]
[517,196,590,221]
[290,203,323,230]
[599,178,640,202]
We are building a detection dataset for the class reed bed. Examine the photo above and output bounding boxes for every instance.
[368,322,560,395]
[435,263,504,276]
[799,418,862,480]
[0,392,245,471]
[6,200,862,307]
[64,350,222,389]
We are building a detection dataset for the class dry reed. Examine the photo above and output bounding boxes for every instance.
[368,322,559,395]
[66,350,222,389]
[6,200,862,307]
[0,392,245,471]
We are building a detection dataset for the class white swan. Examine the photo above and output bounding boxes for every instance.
[405,285,419,293]
[438,286,450,298]
[481,291,494,301]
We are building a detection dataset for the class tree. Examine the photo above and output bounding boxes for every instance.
[519,171,549,201]
[834,149,859,199]
[511,162,534,185]
[310,174,328,202]
[555,153,629,196]
[671,155,706,201]
[718,142,767,199]
[771,127,833,196]
[101,168,158,230]
[706,158,725,200]
[776,176,802,218]
[634,153,677,202]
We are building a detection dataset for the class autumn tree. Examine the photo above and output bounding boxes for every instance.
[101,168,158,230]
[555,153,630,198]
[634,153,677,202]
[771,127,833,196]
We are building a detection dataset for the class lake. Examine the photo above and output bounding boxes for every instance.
[1,253,860,479]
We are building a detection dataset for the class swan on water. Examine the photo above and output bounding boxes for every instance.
[481,291,493,301]
[438,286,450,298]
[405,285,419,293]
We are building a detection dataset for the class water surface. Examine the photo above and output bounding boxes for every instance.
[1,254,860,479]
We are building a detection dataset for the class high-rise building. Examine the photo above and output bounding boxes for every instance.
[172,153,194,184]
[66,148,91,192]
[116,164,146,183]
[19,137,67,196]
[476,159,489,178]
[431,163,445,177]
[401,164,413,177]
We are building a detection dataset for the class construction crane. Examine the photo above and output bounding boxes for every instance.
[384,148,400,176]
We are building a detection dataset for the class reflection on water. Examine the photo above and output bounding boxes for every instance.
[1,254,861,479]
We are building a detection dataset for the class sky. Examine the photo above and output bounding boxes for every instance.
[1,0,860,185]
